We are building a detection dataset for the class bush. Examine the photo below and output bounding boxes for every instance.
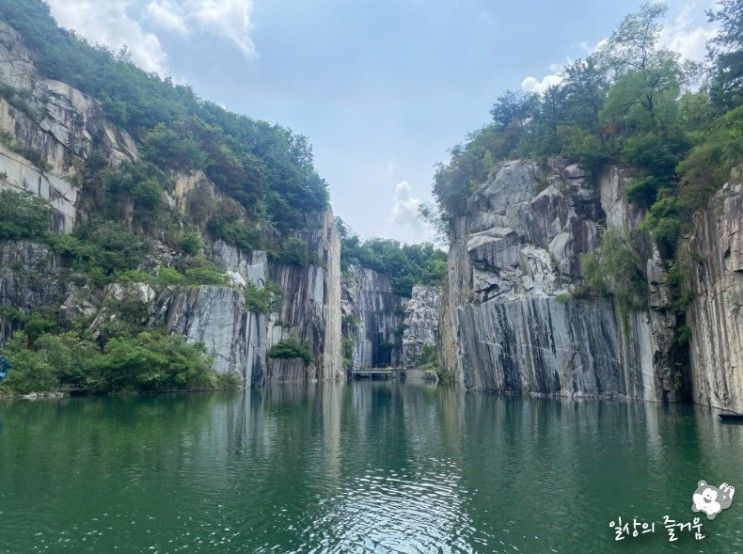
[51,223,150,279]
[94,331,220,393]
[179,232,203,256]
[1,308,57,341]
[577,228,648,331]
[182,263,227,286]
[207,216,263,251]
[141,123,208,173]
[0,331,57,393]
[272,237,317,267]
[0,189,51,240]
[0,326,237,395]
[243,281,283,314]
[268,338,313,366]
[156,267,186,286]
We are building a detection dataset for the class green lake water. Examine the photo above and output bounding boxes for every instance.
[1,382,742,553]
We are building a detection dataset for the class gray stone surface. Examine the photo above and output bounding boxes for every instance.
[0,21,137,233]
[0,240,63,341]
[441,159,678,401]
[402,285,442,367]
[683,181,743,411]
[342,265,404,370]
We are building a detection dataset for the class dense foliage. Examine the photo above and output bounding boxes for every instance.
[432,1,743,256]
[243,281,283,314]
[0,329,237,395]
[575,228,648,331]
[0,0,329,239]
[0,189,52,240]
[338,220,448,297]
[268,338,314,366]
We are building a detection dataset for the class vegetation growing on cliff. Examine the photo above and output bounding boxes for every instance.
[338,219,447,297]
[0,0,329,243]
[432,0,743,252]
[0,189,52,240]
[0,329,237,395]
[268,338,314,366]
[0,1,342,394]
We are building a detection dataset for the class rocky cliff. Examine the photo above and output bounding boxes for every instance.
[341,265,404,370]
[681,179,743,412]
[0,20,342,385]
[402,285,442,367]
[0,22,136,233]
[440,159,679,401]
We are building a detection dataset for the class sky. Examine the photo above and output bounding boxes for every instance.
[45,0,717,244]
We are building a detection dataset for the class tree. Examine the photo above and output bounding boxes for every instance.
[602,2,668,74]
[561,57,608,134]
[707,0,743,110]
[490,90,537,130]
[0,190,51,240]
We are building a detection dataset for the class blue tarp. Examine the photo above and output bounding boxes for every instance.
[0,356,11,382]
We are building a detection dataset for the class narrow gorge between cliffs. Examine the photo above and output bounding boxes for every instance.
[1,1,742,552]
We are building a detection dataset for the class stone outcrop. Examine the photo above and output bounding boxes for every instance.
[402,285,442,367]
[341,265,405,370]
[153,208,342,384]
[682,180,743,412]
[0,21,136,233]
[0,21,343,387]
[441,159,678,401]
[0,240,62,342]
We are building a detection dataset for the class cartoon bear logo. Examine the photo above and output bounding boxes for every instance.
[692,481,735,520]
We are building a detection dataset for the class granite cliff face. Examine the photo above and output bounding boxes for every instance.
[0,21,136,233]
[341,265,404,370]
[402,285,442,367]
[0,21,342,385]
[440,159,679,401]
[150,209,342,384]
[681,180,743,412]
[0,240,62,342]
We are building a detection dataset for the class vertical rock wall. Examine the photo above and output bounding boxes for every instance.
[341,265,405,370]
[440,159,678,401]
[0,240,63,342]
[157,208,343,385]
[402,285,442,367]
[0,21,137,233]
[682,181,743,412]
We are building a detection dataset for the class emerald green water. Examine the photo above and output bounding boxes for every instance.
[1,382,742,553]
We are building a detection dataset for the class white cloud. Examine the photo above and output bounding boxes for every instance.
[390,181,423,232]
[660,0,718,61]
[146,0,257,57]
[145,1,189,35]
[47,0,168,74]
[521,1,718,94]
[521,73,564,94]
[46,0,257,76]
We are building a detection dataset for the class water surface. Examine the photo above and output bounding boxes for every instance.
[1,382,742,552]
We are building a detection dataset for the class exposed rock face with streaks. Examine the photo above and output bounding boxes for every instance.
[0,21,136,233]
[402,285,442,367]
[341,265,405,370]
[0,240,62,342]
[440,159,679,401]
[143,208,341,384]
[0,20,342,386]
[681,180,743,412]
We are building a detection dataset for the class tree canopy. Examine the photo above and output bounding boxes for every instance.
[338,220,447,297]
[433,1,743,257]
[0,0,329,238]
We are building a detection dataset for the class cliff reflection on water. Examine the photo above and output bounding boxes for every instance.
[1,382,742,552]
